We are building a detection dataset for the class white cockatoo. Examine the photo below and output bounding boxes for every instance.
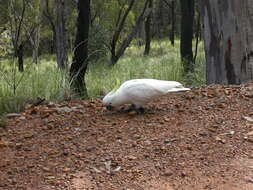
[102,79,190,113]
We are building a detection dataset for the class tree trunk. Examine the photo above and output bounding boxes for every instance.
[156,0,164,38]
[144,0,153,56]
[17,44,24,72]
[193,10,201,65]
[69,0,90,97]
[32,29,40,64]
[110,0,150,65]
[199,0,253,84]
[136,21,145,46]
[55,0,68,69]
[43,0,56,54]
[110,0,135,65]
[31,0,43,64]
[169,0,175,46]
[180,0,195,73]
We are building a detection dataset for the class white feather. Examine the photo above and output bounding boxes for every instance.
[102,79,190,108]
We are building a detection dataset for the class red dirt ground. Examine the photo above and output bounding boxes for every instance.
[1,83,253,190]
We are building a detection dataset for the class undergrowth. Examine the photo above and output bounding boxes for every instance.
[0,39,205,116]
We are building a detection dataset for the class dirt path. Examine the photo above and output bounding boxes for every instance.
[0,84,253,190]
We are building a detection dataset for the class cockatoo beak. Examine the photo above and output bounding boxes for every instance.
[106,105,114,111]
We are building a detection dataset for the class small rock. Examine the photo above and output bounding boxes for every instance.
[215,136,226,144]
[199,132,208,136]
[24,134,34,139]
[133,134,141,139]
[164,139,172,144]
[181,171,187,177]
[246,137,253,143]
[126,155,137,160]
[15,143,22,149]
[19,116,26,120]
[63,168,71,172]
[43,167,51,172]
[45,175,55,180]
[144,140,152,145]
[163,169,173,176]
[219,131,235,136]
[217,103,226,109]
[54,107,73,113]
[246,131,253,136]
[93,167,102,173]
[247,178,253,183]
[128,111,137,115]
[0,140,9,148]
[243,116,253,122]
[86,146,96,152]
[164,138,176,144]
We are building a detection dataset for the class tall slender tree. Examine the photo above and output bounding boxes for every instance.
[42,0,56,54]
[144,0,153,56]
[170,0,175,46]
[23,0,42,64]
[180,0,195,73]
[8,0,26,72]
[162,0,176,45]
[69,0,90,97]
[55,0,68,69]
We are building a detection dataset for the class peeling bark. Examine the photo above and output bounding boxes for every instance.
[199,0,253,84]
[55,0,68,69]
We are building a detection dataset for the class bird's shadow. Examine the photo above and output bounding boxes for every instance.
[102,105,159,116]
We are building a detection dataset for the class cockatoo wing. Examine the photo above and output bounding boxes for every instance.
[120,79,184,106]
[122,83,165,106]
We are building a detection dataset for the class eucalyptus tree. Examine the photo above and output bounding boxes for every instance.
[200,0,253,84]
[162,0,176,46]
[43,0,68,69]
[144,0,153,56]
[109,0,151,65]
[7,0,26,71]
[55,0,68,69]
[180,0,195,73]
[23,0,43,64]
[69,0,90,97]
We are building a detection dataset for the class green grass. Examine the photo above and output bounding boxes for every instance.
[0,58,72,115]
[0,39,205,116]
[86,39,205,96]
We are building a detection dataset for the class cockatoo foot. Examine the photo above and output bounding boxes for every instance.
[127,104,145,114]
[136,106,145,114]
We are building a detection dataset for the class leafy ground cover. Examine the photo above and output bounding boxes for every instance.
[0,82,253,190]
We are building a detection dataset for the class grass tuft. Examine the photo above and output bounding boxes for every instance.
[0,58,72,115]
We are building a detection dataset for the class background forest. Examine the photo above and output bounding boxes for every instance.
[0,0,209,118]
[1,1,253,189]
